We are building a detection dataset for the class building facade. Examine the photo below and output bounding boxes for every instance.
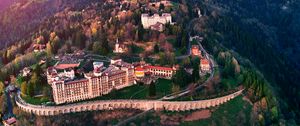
[47,59,135,104]
[191,45,201,56]
[200,58,211,72]
[141,13,172,29]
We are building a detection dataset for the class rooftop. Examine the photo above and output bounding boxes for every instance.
[201,59,210,65]
[146,65,174,71]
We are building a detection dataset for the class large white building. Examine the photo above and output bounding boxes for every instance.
[141,13,172,29]
[47,59,135,104]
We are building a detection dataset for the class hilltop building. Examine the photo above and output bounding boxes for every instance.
[47,59,135,104]
[200,58,211,73]
[141,13,172,31]
[149,22,164,32]
[149,0,172,8]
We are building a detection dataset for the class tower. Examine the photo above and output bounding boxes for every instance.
[115,38,119,52]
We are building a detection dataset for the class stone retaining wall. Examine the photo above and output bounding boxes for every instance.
[16,89,243,116]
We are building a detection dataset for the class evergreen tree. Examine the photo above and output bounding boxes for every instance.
[154,44,160,53]
[27,82,34,97]
[159,3,165,10]
[1,94,7,114]
[149,81,156,97]
[0,81,4,94]
[74,30,86,49]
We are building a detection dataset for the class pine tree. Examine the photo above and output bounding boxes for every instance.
[149,81,156,97]
[192,63,200,82]
[27,82,34,97]
[154,44,160,53]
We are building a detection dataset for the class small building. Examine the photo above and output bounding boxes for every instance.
[33,44,46,52]
[135,66,145,78]
[2,117,16,126]
[200,58,211,72]
[144,65,176,79]
[113,39,126,53]
[141,13,172,29]
[191,45,201,56]
[149,22,164,32]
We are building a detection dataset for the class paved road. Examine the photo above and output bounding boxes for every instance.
[161,35,216,100]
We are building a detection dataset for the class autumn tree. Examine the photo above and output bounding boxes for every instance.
[51,36,61,54]
[0,82,4,97]
[46,43,53,57]
[36,35,45,44]
[192,62,200,82]
[21,82,27,96]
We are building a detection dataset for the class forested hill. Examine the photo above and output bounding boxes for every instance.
[0,0,15,12]
[197,0,300,124]
[0,0,98,49]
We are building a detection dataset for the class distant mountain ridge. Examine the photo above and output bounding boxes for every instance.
[0,0,16,12]
[0,0,98,49]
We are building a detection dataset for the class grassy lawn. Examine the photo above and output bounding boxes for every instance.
[131,79,173,99]
[77,79,172,101]
[22,95,49,105]
[180,96,252,126]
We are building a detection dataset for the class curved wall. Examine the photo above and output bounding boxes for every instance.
[16,89,243,116]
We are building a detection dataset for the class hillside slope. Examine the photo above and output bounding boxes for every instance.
[0,0,98,49]
[195,0,300,124]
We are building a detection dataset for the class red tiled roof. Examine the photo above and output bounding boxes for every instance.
[146,65,173,71]
[55,63,80,69]
[201,59,209,65]
[192,45,199,49]
[135,66,145,71]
